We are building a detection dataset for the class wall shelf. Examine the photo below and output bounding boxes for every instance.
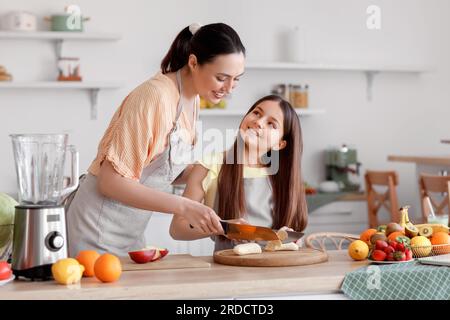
[199,108,325,117]
[246,61,430,101]
[0,31,122,120]
[0,81,122,120]
[0,31,121,58]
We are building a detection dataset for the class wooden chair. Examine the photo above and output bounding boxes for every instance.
[419,173,450,223]
[304,232,359,251]
[365,170,400,228]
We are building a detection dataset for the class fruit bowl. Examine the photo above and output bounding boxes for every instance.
[368,258,413,265]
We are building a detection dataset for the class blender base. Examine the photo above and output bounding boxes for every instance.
[13,264,53,281]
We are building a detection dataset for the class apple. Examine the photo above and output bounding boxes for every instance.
[0,261,12,280]
[144,246,169,262]
[128,249,157,264]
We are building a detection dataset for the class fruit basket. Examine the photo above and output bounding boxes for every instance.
[411,243,450,258]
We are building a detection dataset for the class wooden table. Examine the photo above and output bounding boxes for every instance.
[0,251,367,300]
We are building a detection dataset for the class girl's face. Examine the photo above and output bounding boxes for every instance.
[189,52,245,104]
[239,100,287,157]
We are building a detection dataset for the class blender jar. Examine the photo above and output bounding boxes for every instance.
[10,134,79,206]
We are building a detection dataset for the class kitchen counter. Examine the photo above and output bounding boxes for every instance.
[388,155,450,166]
[0,251,367,300]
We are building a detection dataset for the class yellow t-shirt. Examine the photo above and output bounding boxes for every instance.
[89,72,198,180]
[198,152,271,208]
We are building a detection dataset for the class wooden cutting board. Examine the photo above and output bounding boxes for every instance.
[120,254,211,271]
[213,248,328,267]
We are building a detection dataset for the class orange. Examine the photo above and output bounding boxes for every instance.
[76,250,100,277]
[359,229,377,245]
[348,240,369,261]
[94,253,122,283]
[387,231,405,242]
[430,232,450,254]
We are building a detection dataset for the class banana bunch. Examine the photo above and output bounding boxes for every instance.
[399,206,419,237]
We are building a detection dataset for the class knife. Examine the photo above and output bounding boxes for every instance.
[220,221,280,241]
[282,230,304,243]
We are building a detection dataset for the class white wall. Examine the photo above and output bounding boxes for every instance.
[1,0,449,225]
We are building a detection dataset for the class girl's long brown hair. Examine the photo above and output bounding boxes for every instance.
[217,95,308,231]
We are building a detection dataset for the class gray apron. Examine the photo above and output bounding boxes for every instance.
[67,70,197,257]
[213,176,274,251]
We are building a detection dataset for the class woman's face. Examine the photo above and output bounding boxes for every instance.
[190,52,245,104]
[239,100,287,157]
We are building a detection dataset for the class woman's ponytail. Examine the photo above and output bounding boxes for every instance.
[160,26,193,74]
[161,23,245,74]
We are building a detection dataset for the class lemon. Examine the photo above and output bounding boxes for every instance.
[410,236,432,257]
[348,240,369,261]
[51,258,85,285]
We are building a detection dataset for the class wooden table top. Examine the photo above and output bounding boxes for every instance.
[0,251,367,300]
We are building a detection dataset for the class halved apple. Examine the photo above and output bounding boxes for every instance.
[128,249,157,264]
[144,246,169,262]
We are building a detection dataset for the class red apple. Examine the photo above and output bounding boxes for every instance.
[150,248,169,262]
[128,249,157,264]
[0,261,12,280]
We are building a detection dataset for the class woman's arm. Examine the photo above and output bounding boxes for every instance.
[169,164,220,240]
[97,160,223,234]
[171,164,193,185]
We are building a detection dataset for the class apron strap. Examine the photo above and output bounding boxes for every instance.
[173,70,184,124]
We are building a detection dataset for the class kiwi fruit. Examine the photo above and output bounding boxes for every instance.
[370,232,387,245]
[377,225,387,233]
[418,226,433,237]
[405,224,419,238]
[385,222,404,236]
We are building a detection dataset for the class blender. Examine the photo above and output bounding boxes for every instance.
[10,134,79,280]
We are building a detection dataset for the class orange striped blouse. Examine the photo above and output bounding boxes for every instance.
[88,72,197,181]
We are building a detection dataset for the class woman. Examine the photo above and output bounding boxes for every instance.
[67,23,246,257]
[170,95,308,251]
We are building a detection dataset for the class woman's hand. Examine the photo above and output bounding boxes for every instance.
[177,198,224,235]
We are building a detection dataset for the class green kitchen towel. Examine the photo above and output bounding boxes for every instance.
[341,261,450,300]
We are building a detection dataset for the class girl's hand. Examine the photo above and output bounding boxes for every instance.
[279,226,294,232]
[177,198,224,235]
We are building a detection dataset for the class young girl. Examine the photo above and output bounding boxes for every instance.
[170,95,308,251]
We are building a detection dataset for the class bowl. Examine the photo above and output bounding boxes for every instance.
[318,181,340,193]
